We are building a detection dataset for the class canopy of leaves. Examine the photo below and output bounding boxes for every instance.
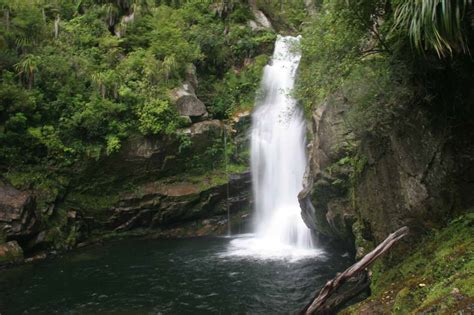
[297,0,473,137]
[0,0,276,184]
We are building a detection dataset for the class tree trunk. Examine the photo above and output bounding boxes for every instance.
[301,226,409,315]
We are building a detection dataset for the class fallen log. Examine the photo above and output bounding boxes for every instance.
[300,226,409,315]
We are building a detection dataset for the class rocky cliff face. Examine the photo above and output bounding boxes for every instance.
[67,170,251,237]
[0,104,253,266]
[299,95,356,244]
[300,98,474,255]
[355,111,454,244]
[0,183,37,243]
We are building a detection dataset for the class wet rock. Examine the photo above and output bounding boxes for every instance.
[0,182,37,240]
[298,95,356,242]
[114,209,154,232]
[59,98,252,244]
[24,251,48,264]
[26,230,48,250]
[78,119,225,187]
[0,241,24,266]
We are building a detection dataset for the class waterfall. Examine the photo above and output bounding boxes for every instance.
[251,35,313,249]
[224,36,320,259]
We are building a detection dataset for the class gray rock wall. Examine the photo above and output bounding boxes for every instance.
[299,95,356,242]
[300,98,474,251]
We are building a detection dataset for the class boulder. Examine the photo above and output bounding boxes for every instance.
[0,241,23,266]
[178,120,224,151]
[170,68,208,120]
[252,10,273,30]
[170,83,207,117]
[0,182,37,240]
[247,1,273,31]
[248,20,269,32]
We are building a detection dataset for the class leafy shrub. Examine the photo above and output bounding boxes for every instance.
[343,60,412,137]
[297,0,414,138]
[137,99,180,135]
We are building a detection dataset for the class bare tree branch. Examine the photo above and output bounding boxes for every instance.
[301,226,409,314]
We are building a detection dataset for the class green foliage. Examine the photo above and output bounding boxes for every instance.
[188,136,226,171]
[393,0,473,57]
[177,132,192,153]
[297,1,370,111]
[297,0,474,141]
[297,0,416,137]
[256,0,308,32]
[137,99,180,135]
[205,54,270,118]
[66,192,120,214]
[351,212,474,314]
[14,54,40,89]
[177,1,275,119]
[343,60,412,137]
[0,0,274,190]
[106,134,121,155]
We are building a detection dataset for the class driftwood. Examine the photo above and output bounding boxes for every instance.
[301,226,409,315]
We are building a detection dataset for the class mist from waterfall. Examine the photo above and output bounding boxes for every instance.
[224,35,320,260]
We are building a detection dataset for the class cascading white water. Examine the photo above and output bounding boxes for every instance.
[224,35,321,260]
[251,35,313,249]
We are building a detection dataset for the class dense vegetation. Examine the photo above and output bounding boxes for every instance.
[297,0,474,137]
[0,0,281,189]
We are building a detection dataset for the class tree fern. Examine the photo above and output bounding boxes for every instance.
[14,54,40,89]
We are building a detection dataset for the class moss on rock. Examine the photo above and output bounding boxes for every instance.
[342,211,474,314]
[0,241,24,266]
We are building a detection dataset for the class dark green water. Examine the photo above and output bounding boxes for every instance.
[0,236,352,314]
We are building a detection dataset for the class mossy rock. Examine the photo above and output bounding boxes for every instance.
[0,241,24,266]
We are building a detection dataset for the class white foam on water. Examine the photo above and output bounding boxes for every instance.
[221,234,324,262]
